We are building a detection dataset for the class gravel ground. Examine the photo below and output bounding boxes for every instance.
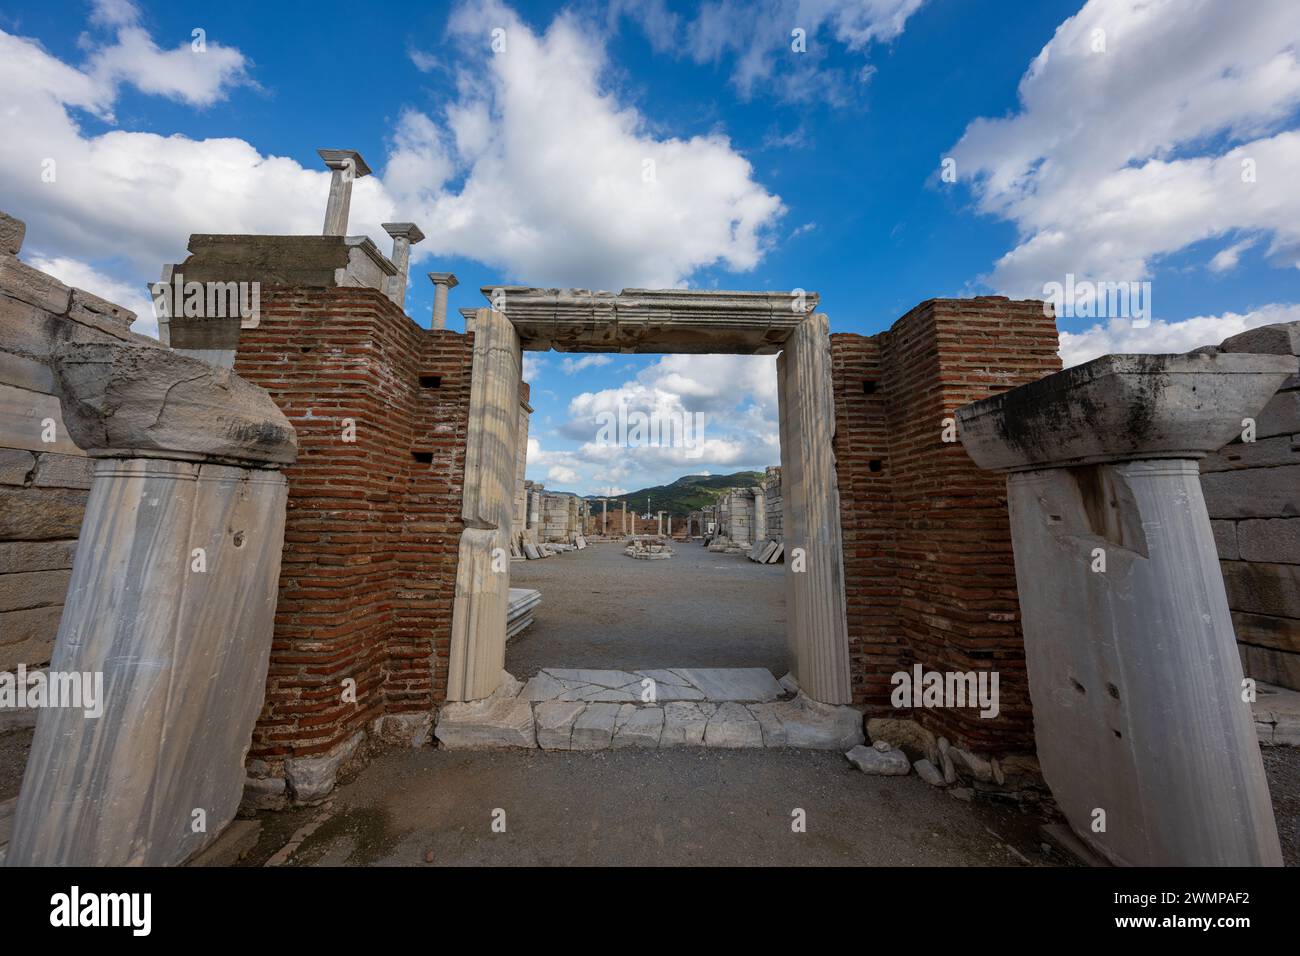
[244,747,1062,867]
[506,539,788,677]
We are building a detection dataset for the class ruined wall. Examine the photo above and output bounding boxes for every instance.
[831,297,1061,755]
[1199,323,1300,691]
[763,466,783,541]
[0,212,145,680]
[233,286,473,777]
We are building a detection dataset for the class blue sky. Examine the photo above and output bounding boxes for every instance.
[1,0,1297,495]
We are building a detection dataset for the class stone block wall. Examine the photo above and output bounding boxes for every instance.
[231,285,473,777]
[763,466,783,541]
[1199,322,1300,690]
[0,211,145,677]
[831,297,1061,755]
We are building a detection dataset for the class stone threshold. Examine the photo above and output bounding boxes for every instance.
[435,668,865,752]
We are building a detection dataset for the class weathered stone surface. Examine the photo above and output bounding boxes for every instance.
[1239,518,1300,563]
[31,452,94,489]
[0,569,70,612]
[1202,464,1300,519]
[0,255,71,313]
[0,539,77,574]
[369,712,433,749]
[704,702,763,748]
[535,700,586,750]
[0,382,81,455]
[959,352,1298,471]
[185,820,261,867]
[1253,682,1300,747]
[435,677,535,749]
[68,287,135,331]
[0,448,35,485]
[1242,642,1300,689]
[1211,519,1239,559]
[1218,321,1300,357]
[167,234,394,291]
[52,342,297,466]
[754,694,864,749]
[948,747,994,783]
[611,704,664,748]
[241,775,288,812]
[0,211,24,255]
[285,731,364,804]
[866,717,939,763]
[0,487,86,540]
[1232,610,1300,654]
[1200,434,1297,472]
[671,667,782,702]
[914,759,946,787]
[660,702,714,747]
[8,460,290,865]
[0,605,60,669]
[1221,561,1300,619]
[571,702,621,750]
[845,744,910,775]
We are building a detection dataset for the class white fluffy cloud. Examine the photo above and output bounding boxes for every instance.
[392,0,785,289]
[560,354,613,375]
[949,0,1300,297]
[1058,302,1300,367]
[528,354,780,493]
[670,0,925,103]
[2,0,782,313]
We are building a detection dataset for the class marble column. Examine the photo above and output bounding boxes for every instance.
[753,486,767,541]
[429,272,459,330]
[777,312,851,705]
[7,342,296,866]
[958,351,1294,867]
[382,222,424,308]
[447,307,521,701]
[318,149,371,236]
[602,498,608,534]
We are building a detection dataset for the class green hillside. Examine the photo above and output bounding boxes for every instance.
[590,471,764,519]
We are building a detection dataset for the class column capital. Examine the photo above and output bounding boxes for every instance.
[958,352,1296,473]
[317,148,372,177]
[383,222,425,244]
[428,272,459,289]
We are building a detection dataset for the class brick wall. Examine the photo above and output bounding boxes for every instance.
[233,287,472,766]
[831,297,1061,754]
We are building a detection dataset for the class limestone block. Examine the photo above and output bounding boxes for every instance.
[369,712,433,749]
[571,702,621,750]
[914,759,946,787]
[845,744,910,775]
[32,452,95,489]
[1238,518,1300,563]
[1199,434,1297,472]
[0,539,77,574]
[536,700,586,750]
[0,448,35,485]
[0,486,86,539]
[866,717,939,764]
[755,694,864,749]
[6,460,290,866]
[1231,611,1300,654]
[68,288,135,331]
[52,342,296,465]
[1202,465,1300,519]
[1218,321,1300,357]
[1252,390,1300,439]
[611,705,664,748]
[0,568,71,612]
[1240,643,1300,690]
[1211,519,1239,559]
[0,383,81,455]
[0,256,71,314]
[703,702,763,748]
[660,702,714,747]
[241,775,288,812]
[0,605,61,669]
[1221,561,1300,619]
[0,350,55,393]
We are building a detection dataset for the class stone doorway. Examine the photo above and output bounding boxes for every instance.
[446,288,851,706]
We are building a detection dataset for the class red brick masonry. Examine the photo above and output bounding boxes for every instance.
[235,288,472,765]
[832,298,1060,754]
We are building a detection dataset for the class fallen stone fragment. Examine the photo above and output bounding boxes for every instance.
[845,744,910,775]
[914,758,947,787]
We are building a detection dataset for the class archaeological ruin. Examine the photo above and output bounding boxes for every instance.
[1,145,1297,869]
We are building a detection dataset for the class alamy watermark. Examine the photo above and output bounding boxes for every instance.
[593,403,707,459]
[891,663,1000,719]
[149,272,261,326]
[1042,273,1151,328]
[0,664,103,718]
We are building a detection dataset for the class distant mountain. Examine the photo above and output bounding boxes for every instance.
[589,471,764,518]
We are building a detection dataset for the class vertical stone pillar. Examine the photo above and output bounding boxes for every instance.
[447,307,520,701]
[602,498,608,534]
[381,222,424,308]
[958,352,1294,866]
[429,272,459,330]
[318,149,371,236]
[6,342,296,866]
[777,312,851,704]
[752,486,766,541]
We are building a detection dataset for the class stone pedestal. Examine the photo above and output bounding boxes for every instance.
[958,351,1294,866]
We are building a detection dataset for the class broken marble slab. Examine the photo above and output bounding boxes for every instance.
[704,702,764,748]
[535,700,586,751]
[527,667,779,704]
[612,704,665,748]
[748,694,865,750]
[660,702,716,747]
[571,702,622,750]
[670,667,783,702]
